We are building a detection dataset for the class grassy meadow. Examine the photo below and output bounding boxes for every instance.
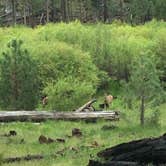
[0,103,165,166]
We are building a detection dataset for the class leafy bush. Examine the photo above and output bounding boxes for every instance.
[32,41,99,88]
[146,108,161,127]
[0,21,165,111]
[44,77,96,111]
[31,41,98,111]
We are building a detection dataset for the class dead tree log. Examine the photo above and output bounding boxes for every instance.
[89,133,166,166]
[75,99,97,112]
[0,111,119,122]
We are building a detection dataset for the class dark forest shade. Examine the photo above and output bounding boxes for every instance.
[0,0,165,27]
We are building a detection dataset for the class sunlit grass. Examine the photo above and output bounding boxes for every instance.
[0,104,165,166]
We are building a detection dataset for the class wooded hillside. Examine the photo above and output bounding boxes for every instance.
[0,0,166,27]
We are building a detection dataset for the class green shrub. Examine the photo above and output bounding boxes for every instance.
[32,42,99,87]
[146,108,161,127]
[0,21,165,111]
[44,77,96,111]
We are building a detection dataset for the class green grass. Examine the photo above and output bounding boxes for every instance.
[0,104,165,166]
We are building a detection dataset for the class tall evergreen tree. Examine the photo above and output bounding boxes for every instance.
[0,39,40,110]
[125,52,163,125]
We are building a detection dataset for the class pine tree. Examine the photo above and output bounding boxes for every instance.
[0,39,40,110]
[126,52,163,125]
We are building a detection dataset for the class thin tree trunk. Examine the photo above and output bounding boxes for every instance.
[103,0,108,22]
[46,0,50,23]
[79,0,82,20]
[23,1,27,25]
[50,0,55,22]
[61,0,66,21]
[119,0,124,22]
[11,0,16,25]
[140,95,145,126]
[30,2,35,28]
[66,0,70,22]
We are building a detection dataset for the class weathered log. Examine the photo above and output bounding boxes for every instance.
[75,99,97,112]
[89,133,166,166]
[0,111,119,122]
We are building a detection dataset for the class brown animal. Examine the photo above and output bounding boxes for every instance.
[99,94,113,109]
[42,96,48,106]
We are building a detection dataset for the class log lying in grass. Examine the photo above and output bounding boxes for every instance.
[89,133,166,166]
[0,111,119,122]
[75,99,97,112]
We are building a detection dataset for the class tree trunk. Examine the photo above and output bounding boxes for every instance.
[29,2,35,28]
[140,95,145,126]
[61,0,66,21]
[50,0,56,22]
[23,1,27,25]
[119,0,124,22]
[46,0,50,23]
[11,0,16,25]
[65,0,70,22]
[103,0,108,22]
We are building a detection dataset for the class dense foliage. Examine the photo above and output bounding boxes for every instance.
[0,21,165,114]
[44,78,96,111]
[0,39,40,110]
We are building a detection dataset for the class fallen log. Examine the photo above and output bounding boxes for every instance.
[0,111,119,122]
[75,99,97,112]
[89,133,166,166]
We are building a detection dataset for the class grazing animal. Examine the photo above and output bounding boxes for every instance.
[99,94,114,110]
[42,96,48,106]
